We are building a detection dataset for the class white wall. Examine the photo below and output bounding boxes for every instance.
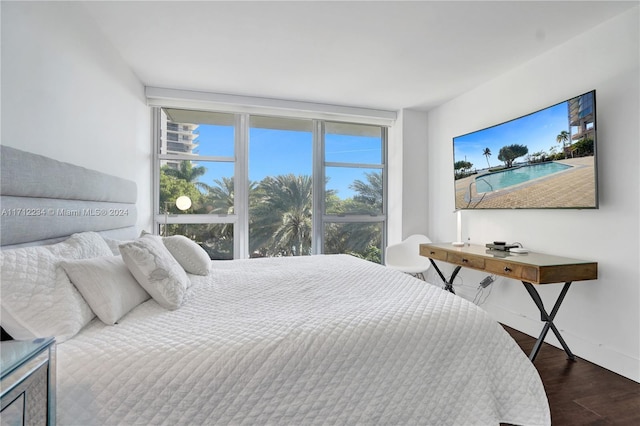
[388,109,430,246]
[423,7,639,381]
[400,109,430,240]
[1,2,152,231]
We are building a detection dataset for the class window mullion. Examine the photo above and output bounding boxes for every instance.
[312,120,324,255]
[324,162,384,169]
[381,126,388,261]
[235,113,249,259]
[158,154,234,163]
[322,214,385,223]
[154,214,237,225]
[152,107,162,221]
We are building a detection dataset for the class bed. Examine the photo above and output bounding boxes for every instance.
[0,146,550,425]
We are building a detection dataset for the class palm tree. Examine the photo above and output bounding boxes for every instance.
[482,148,492,168]
[324,222,381,258]
[201,177,236,243]
[350,171,383,212]
[323,172,383,260]
[249,174,313,257]
[216,172,383,260]
[556,131,570,158]
[162,161,210,192]
[206,176,235,215]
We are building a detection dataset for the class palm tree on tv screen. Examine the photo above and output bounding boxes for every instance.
[482,148,492,168]
[556,130,570,158]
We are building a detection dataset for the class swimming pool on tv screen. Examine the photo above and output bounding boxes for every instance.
[475,162,571,193]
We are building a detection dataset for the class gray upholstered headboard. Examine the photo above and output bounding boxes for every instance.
[1,145,138,249]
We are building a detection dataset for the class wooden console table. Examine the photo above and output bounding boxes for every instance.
[420,243,597,362]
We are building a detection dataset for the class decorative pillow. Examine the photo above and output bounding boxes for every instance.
[119,234,191,310]
[103,237,133,256]
[48,231,114,259]
[60,256,150,325]
[163,235,211,276]
[0,232,113,342]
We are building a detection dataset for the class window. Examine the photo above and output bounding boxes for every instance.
[156,108,236,259]
[249,116,314,257]
[154,108,387,263]
[321,122,386,263]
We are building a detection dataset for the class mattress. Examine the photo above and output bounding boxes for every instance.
[56,254,550,425]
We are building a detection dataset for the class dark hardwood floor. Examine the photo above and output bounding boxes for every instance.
[503,325,640,425]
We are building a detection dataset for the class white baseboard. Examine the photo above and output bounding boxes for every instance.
[487,303,640,383]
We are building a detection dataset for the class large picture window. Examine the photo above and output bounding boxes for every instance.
[154,108,387,262]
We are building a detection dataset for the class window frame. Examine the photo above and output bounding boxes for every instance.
[152,108,239,256]
[152,107,388,262]
[316,122,388,257]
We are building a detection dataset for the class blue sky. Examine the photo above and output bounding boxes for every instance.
[190,125,381,199]
[453,101,569,170]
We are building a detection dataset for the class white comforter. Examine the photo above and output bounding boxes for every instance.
[57,254,550,425]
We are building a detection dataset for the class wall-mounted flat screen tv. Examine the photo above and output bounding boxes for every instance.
[453,90,598,210]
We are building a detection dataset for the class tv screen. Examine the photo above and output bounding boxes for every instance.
[453,90,598,210]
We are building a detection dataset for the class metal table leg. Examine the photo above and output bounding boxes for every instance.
[522,281,576,362]
[428,258,458,294]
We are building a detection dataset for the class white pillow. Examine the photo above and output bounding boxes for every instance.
[49,231,114,259]
[163,235,211,276]
[0,232,113,342]
[60,256,150,325]
[119,234,191,310]
[102,237,133,256]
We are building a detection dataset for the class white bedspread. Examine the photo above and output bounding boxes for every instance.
[57,254,550,425]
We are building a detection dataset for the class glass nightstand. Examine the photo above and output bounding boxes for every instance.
[1,337,56,426]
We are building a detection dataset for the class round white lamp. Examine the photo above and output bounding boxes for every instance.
[175,195,192,211]
[164,196,192,236]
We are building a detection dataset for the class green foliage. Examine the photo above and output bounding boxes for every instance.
[498,144,528,168]
[159,166,384,262]
[200,176,236,215]
[571,138,594,157]
[324,222,381,260]
[454,160,474,179]
[454,160,473,172]
[181,223,234,260]
[250,174,313,257]
[350,171,383,211]
[162,162,210,192]
[159,173,202,213]
[529,151,547,164]
[347,245,381,264]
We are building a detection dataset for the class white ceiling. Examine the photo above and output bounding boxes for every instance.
[81,1,638,112]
